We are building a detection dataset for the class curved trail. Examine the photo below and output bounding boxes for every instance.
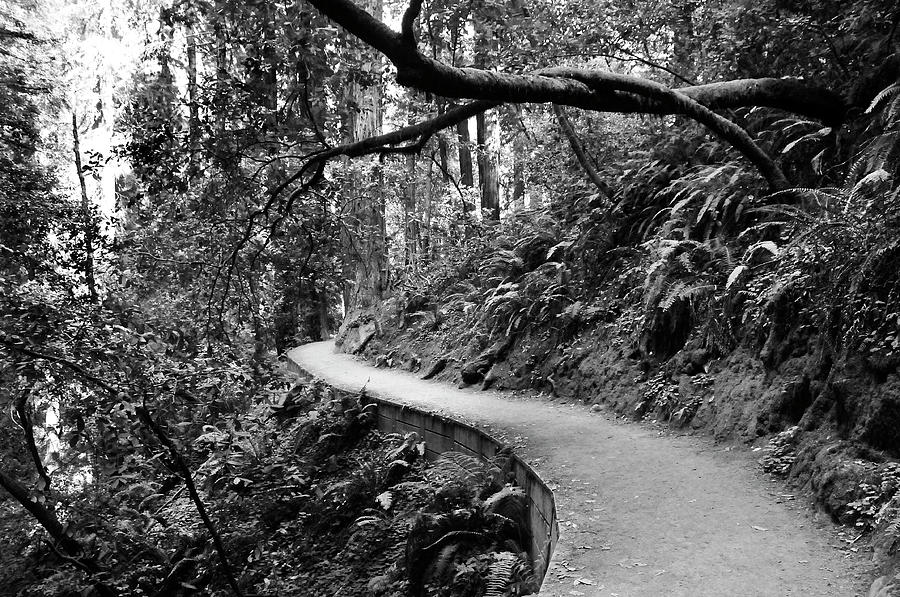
[288,341,872,596]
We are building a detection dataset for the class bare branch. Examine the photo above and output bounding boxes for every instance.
[552,105,611,198]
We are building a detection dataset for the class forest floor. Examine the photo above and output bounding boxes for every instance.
[288,341,877,597]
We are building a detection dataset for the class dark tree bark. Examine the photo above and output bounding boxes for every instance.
[437,102,451,183]
[511,129,526,210]
[456,117,474,188]
[422,154,434,262]
[474,10,501,220]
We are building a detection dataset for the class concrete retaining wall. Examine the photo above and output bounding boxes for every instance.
[286,357,559,589]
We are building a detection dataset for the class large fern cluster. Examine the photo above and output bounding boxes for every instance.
[739,84,900,364]
[404,452,538,597]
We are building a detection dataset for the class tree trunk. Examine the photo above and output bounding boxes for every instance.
[671,1,696,83]
[456,117,474,188]
[404,152,419,272]
[213,4,228,140]
[474,11,500,220]
[437,102,451,183]
[341,0,386,310]
[476,108,500,220]
[71,112,97,304]
[511,130,526,210]
[185,13,199,170]
[422,155,434,263]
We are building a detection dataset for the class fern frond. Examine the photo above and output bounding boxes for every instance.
[485,552,517,597]
[482,485,526,524]
[866,83,900,115]
[430,543,461,584]
[660,280,688,312]
[850,168,891,201]
[431,451,493,487]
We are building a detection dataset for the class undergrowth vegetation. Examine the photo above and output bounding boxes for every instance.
[3,375,539,597]
[390,81,900,378]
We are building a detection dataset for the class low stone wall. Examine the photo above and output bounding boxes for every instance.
[286,357,559,589]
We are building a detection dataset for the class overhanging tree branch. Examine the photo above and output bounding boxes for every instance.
[303,0,852,190]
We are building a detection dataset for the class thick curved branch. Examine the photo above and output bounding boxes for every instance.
[304,0,846,123]
[543,67,790,189]
[304,0,852,189]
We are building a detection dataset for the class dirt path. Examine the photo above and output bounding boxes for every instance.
[287,341,873,596]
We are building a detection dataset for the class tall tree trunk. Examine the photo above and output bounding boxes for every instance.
[456,117,474,189]
[213,4,228,140]
[404,152,419,273]
[71,112,97,304]
[437,102,451,183]
[476,108,501,220]
[671,1,696,83]
[259,2,278,123]
[474,12,500,220]
[341,0,386,310]
[185,13,199,171]
[422,155,434,263]
[511,130,526,210]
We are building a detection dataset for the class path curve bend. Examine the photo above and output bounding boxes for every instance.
[287,341,871,596]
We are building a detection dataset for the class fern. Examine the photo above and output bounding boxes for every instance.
[484,551,538,597]
[485,552,517,597]
[431,451,496,489]
[482,485,526,528]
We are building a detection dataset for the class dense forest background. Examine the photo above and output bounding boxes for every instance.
[2,0,900,594]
